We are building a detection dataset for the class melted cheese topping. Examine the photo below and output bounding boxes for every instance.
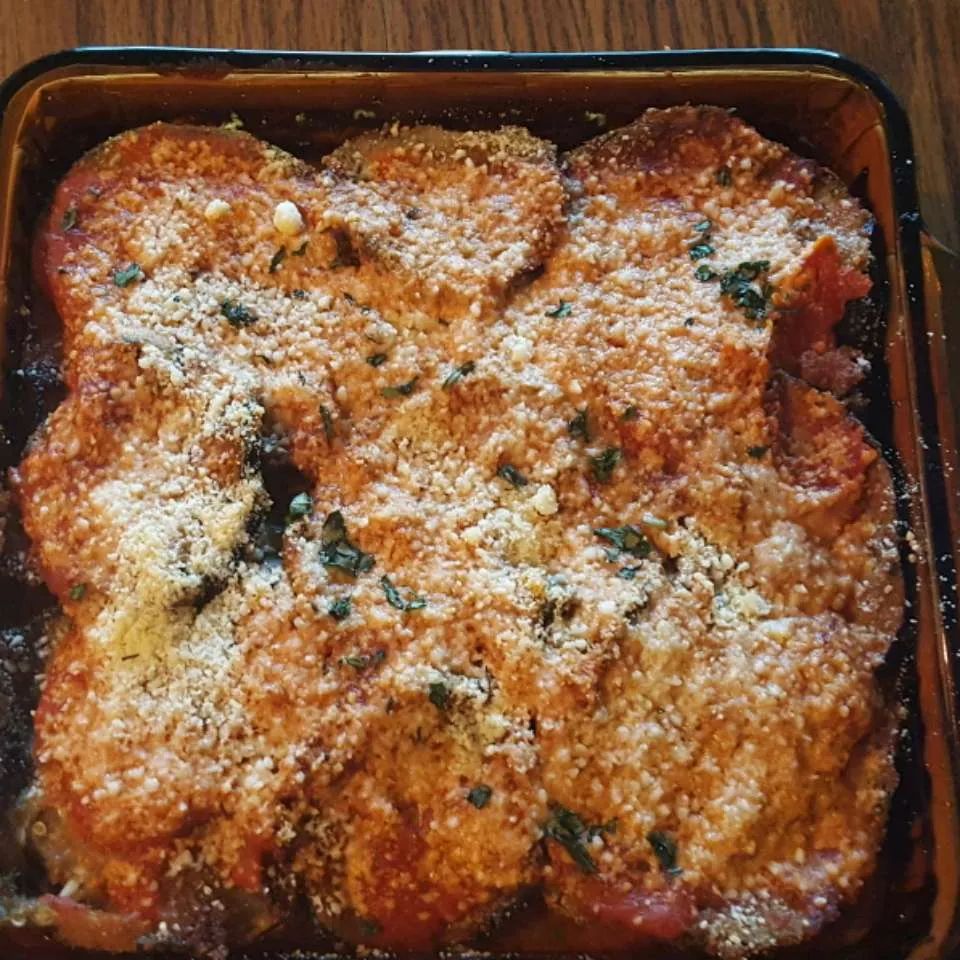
[14,109,901,958]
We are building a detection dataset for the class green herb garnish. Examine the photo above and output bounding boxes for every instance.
[286,491,313,523]
[320,405,335,442]
[342,649,385,669]
[429,680,451,711]
[221,300,256,327]
[543,805,616,875]
[380,575,426,612]
[381,377,419,398]
[589,447,621,484]
[113,262,143,287]
[568,408,591,442]
[467,785,493,809]
[747,445,769,459]
[719,260,772,320]
[442,360,476,390]
[693,219,712,233]
[497,463,529,488]
[328,596,352,621]
[292,240,309,256]
[61,207,78,231]
[68,583,87,601]
[694,264,718,282]
[593,525,652,558]
[716,166,732,186]
[617,566,641,580]
[546,300,572,319]
[319,510,375,577]
[689,243,715,261]
[621,406,639,422]
[647,830,682,876]
[269,247,286,273]
[366,353,388,367]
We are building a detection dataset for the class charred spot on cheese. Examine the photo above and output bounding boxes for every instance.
[467,784,493,809]
[292,239,309,257]
[647,830,682,877]
[319,511,375,577]
[380,575,426,612]
[327,230,356,268]
[220,300,257,327]
[716,165,732,186]
[621,406,639,422]
[381,376,419,399]
[497,463,529,488]
[589,447,621,484]
[747,445,769,459]
[684,316,696,327]
[568,408,591,442]
[366,353,388,368]
[545,300,572,319]
[594,525,652,559]
[113,262,143,287]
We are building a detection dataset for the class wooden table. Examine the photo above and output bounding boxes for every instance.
[1,0,957,246]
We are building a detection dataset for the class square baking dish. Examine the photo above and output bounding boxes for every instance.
[0,47,957,960]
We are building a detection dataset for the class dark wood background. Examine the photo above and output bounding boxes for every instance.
[0,0,957,246]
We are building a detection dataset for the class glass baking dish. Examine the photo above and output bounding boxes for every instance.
[0,47,956,960]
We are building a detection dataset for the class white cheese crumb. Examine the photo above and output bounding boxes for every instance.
[204,198,231,221]
[273,200,305,236]
[530,483,558,516]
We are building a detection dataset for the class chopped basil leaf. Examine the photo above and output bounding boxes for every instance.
[269,247,286,273]
[68,583,87,601]
[61,206,78,231]
[716,166,732,186]
[546,300,572,319]
[286,491,313,523]
[621,406,639,422]
[747,445,769,459]
[647,830,682,876]
[292,288,307,300]
[381,376,419,398]
[428,680,451,711]
[689,242,715,261]
[113,262,143,287]
[694,264,718,282]
[328,596,352,621]
[342,649,385,669]
[442,360,476,389]
[467,784,493,809]
[719,261,772,321]
[693,219,712,233]
[543,804,615,875]
[617,566,641,580]
[319,511,375,577]
[320,405,335,442]
[498,463,529,488]
[366,352,388,367]
[568,408,591,442]
[221,300,256,327]
[380,575,426,612]
[594,525,652,558]
[589,447,621,484]
[292,240,309,256]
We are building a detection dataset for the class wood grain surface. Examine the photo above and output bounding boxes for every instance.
[0,0,957,246]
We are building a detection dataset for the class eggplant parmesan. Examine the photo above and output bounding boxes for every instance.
[2,107,901,958]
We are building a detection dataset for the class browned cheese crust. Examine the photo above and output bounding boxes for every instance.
[11,108,901,958]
